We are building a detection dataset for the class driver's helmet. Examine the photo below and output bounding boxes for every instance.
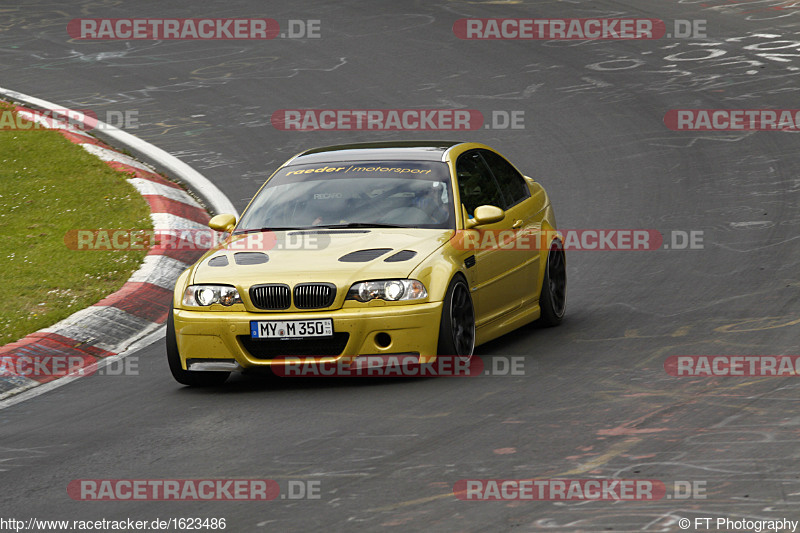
[414,183,446,221]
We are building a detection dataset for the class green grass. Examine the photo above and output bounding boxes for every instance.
[0,104,153,346]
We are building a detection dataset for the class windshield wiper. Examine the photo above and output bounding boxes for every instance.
[312,223,410,229]
[233,227,305,234]
[235,223,411,234]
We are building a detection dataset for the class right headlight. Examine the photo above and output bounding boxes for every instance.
[346,279,427,303]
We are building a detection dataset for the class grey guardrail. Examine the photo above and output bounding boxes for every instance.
[0,86,238,218]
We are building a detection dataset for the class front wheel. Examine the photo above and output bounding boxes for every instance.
[166,308,230,386]
[537,240,566,326]
[437,276,475,358]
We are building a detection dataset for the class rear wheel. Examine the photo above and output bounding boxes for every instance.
[437,276,475,359]
[166,308,230,386]
[538,240,566,326]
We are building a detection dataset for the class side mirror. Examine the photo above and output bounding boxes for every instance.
[209,214,237,233]
[466,205,504,228]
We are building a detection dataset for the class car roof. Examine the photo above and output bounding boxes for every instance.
[286,141,466,165]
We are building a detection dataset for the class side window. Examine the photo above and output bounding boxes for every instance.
[480,150,531,208]
[455,151,504,217]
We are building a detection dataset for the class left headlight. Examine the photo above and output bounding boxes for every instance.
[182,284,242,307]
[346,279,428,303]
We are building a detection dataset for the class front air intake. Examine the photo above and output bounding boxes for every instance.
[250,284,291,310]
[293,283,336,309]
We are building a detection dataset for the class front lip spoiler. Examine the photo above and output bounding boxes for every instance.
[187,360,242,372]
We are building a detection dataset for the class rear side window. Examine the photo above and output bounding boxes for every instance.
[479,149,530,208]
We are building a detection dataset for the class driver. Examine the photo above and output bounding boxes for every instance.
[414,183,448,223]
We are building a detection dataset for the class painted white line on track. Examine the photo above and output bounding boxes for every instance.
[127,255,190,290]
[150,212,210,231]
[81,143,155,172]
[127,177,199,206]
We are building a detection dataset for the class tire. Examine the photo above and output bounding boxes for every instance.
[166,308,230,386]
[538,240,567,326]
[437,276,476,359]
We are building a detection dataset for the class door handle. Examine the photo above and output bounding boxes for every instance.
[512,219,524,229]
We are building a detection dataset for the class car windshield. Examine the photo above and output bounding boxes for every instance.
[236,161,455,231]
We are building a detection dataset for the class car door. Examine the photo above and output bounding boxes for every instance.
[478,149,545,309]
[455,150,522,325]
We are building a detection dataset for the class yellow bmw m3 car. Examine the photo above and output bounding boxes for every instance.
[167,141,565,386]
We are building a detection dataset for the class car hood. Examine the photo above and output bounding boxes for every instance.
[191,228,453,289]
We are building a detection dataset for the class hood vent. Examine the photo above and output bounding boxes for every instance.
[338,248,392,262]
[208,255,229,267]
[384,250,417,262]
[234,252,269,265]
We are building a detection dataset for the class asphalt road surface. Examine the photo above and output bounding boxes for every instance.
[2,1,800,531]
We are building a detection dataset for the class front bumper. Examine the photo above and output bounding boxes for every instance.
[173,302,444,370]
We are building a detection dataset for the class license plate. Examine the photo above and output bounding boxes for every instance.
[250,319,333,339]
